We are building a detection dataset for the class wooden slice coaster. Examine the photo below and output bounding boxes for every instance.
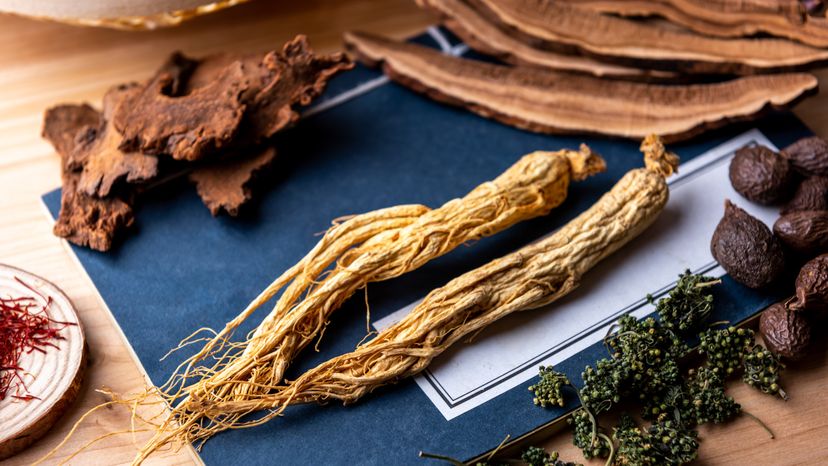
[0,264,86,461]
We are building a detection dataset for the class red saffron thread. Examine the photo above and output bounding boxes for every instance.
[0,277,76,402]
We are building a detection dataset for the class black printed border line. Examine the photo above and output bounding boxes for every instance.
[421,139,759,410]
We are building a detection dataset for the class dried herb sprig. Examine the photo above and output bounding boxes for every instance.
[742,345,788,400]
[605,315,685,398]
[698,326,754,377]
[613,413,699,466]
[579,360,623,415]
[418,445,580,466]
[652,270,719,334]
[529,271,783,465]
[570,408,613,460]
[529,366,571,408]
[686,367,741,425]
[522,446,582,466]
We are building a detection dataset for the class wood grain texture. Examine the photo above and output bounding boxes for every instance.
[0,265,86,461]
[0,1,826,464]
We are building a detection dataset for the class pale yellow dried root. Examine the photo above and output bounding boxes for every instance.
[124,144,604,462]
[129,138,673,463]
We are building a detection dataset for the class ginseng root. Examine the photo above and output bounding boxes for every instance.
[133,136,675,463]
[123,144,604,460]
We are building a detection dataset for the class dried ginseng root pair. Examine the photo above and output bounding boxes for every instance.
[36,141,605,465]
[116,136,677,463]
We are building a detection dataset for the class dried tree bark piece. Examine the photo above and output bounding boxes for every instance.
[114,61,249,161]
[185,35,354,145]
[470,0,828,74]
[54,172,135,252]
[154,51,200,96]
[344,31,818,142]
[417,0,673,80]
[243,37,353,141]
[42,102,135,252]
[189,147,277,216]
[73,85,159,197]
[42,104,101,168]
[564,0,828,49]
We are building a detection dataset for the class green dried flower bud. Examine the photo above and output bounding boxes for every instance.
[742,344,788,400]
[529,366,571,408]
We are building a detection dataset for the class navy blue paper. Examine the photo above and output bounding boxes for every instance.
[43,29,812,465]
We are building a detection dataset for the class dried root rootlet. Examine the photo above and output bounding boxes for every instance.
[111,136,674,464]
[37,144,608,465]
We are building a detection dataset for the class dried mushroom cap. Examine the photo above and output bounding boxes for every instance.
[343,31,818,142]
[782,136,828,176]
[561,0,828,48]
[791,254,828,315]
[470,0,828,74]
[471,0,828,74]
[114,60,249,161]
[773,210,828,255]
[710,200,786,288]
[782,176,828,214]
[189,147,277,216]
[73,84,159,197]
[417,0,674,80]
[759,302,811,360]
[729,145,794,205]
[42,104,102,166]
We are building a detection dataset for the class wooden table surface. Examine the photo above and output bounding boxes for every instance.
[0,1,826,465]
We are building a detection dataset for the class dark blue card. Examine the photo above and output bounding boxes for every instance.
[42,28,811,465]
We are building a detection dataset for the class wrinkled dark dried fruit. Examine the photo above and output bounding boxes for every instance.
[791,254,828,317]
[711,200,786,288]
[729,145,794,204]
[759,302,811,360]
[782,176,828,214]
[782,136,828,176]
[773,210,828,255]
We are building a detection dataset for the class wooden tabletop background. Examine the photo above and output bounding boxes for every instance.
[0,1,826,465]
